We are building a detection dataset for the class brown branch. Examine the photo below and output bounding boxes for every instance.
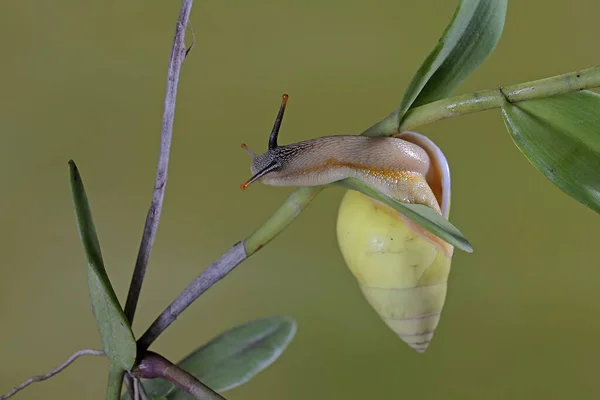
[124,0,194,323]
[138,241,247,351]
[133,352,224,400]
[0,349,105,400]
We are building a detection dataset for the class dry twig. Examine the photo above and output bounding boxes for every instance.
[124,0,195,324]
[0,349,104,400]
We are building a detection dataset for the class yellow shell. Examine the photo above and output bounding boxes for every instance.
[336,189,453,352]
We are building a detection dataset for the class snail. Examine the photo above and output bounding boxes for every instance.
[242,94,453,352]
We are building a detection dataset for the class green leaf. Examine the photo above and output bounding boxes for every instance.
[406,0,507,111]
[69,160,136,370]
[122,316,297,399]
[362,0,507,137]
[501,91,600,214]
[106,363,126,400]
[338,178,473,253]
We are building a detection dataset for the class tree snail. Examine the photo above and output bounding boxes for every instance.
[242,94,453,353]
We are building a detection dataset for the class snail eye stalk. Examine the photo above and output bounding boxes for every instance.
[240,162,280,190]
[241,143,256,158]
[268,94,289,150]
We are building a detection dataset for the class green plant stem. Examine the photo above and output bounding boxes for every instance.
[401,65,600,131]
[138,64,600,348]
[364,65,600,136]
[244,187,324,254]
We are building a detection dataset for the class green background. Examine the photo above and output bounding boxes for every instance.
[1,1,599,399]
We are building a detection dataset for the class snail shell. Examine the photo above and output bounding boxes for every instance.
[336,131,453,352]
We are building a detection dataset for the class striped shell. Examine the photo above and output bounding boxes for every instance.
[335,131,453,352]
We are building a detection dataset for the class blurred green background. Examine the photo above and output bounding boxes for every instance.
[1,1,599,399]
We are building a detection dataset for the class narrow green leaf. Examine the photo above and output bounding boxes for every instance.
[407,0,507,110]
[122,316,297,399]
[69,160,136,370]
[362,0,507,137]
[106,363,126,400]
[337,178,473,253]
[501,91,600,214]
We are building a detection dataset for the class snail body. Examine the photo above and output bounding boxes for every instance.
[248,135,441,213]
[242,95,454,352]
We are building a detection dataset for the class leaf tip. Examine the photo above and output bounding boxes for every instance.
[462,240,474,253]
[279,315,298,337]
[68,160,80,181]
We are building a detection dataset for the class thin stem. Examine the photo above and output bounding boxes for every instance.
[137,379,151,400]
[138,64,600,349]
[124,0,194,323]
[133,377,140,400]
[137,187,322,350]
[125,375,136,400]
[133,352,224,400]
[138,242,247,351]
[243,186,324,254]
[0,349,105,400]
[366,65,600,136]
[124,375,150,400]
[401,65,600,131]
